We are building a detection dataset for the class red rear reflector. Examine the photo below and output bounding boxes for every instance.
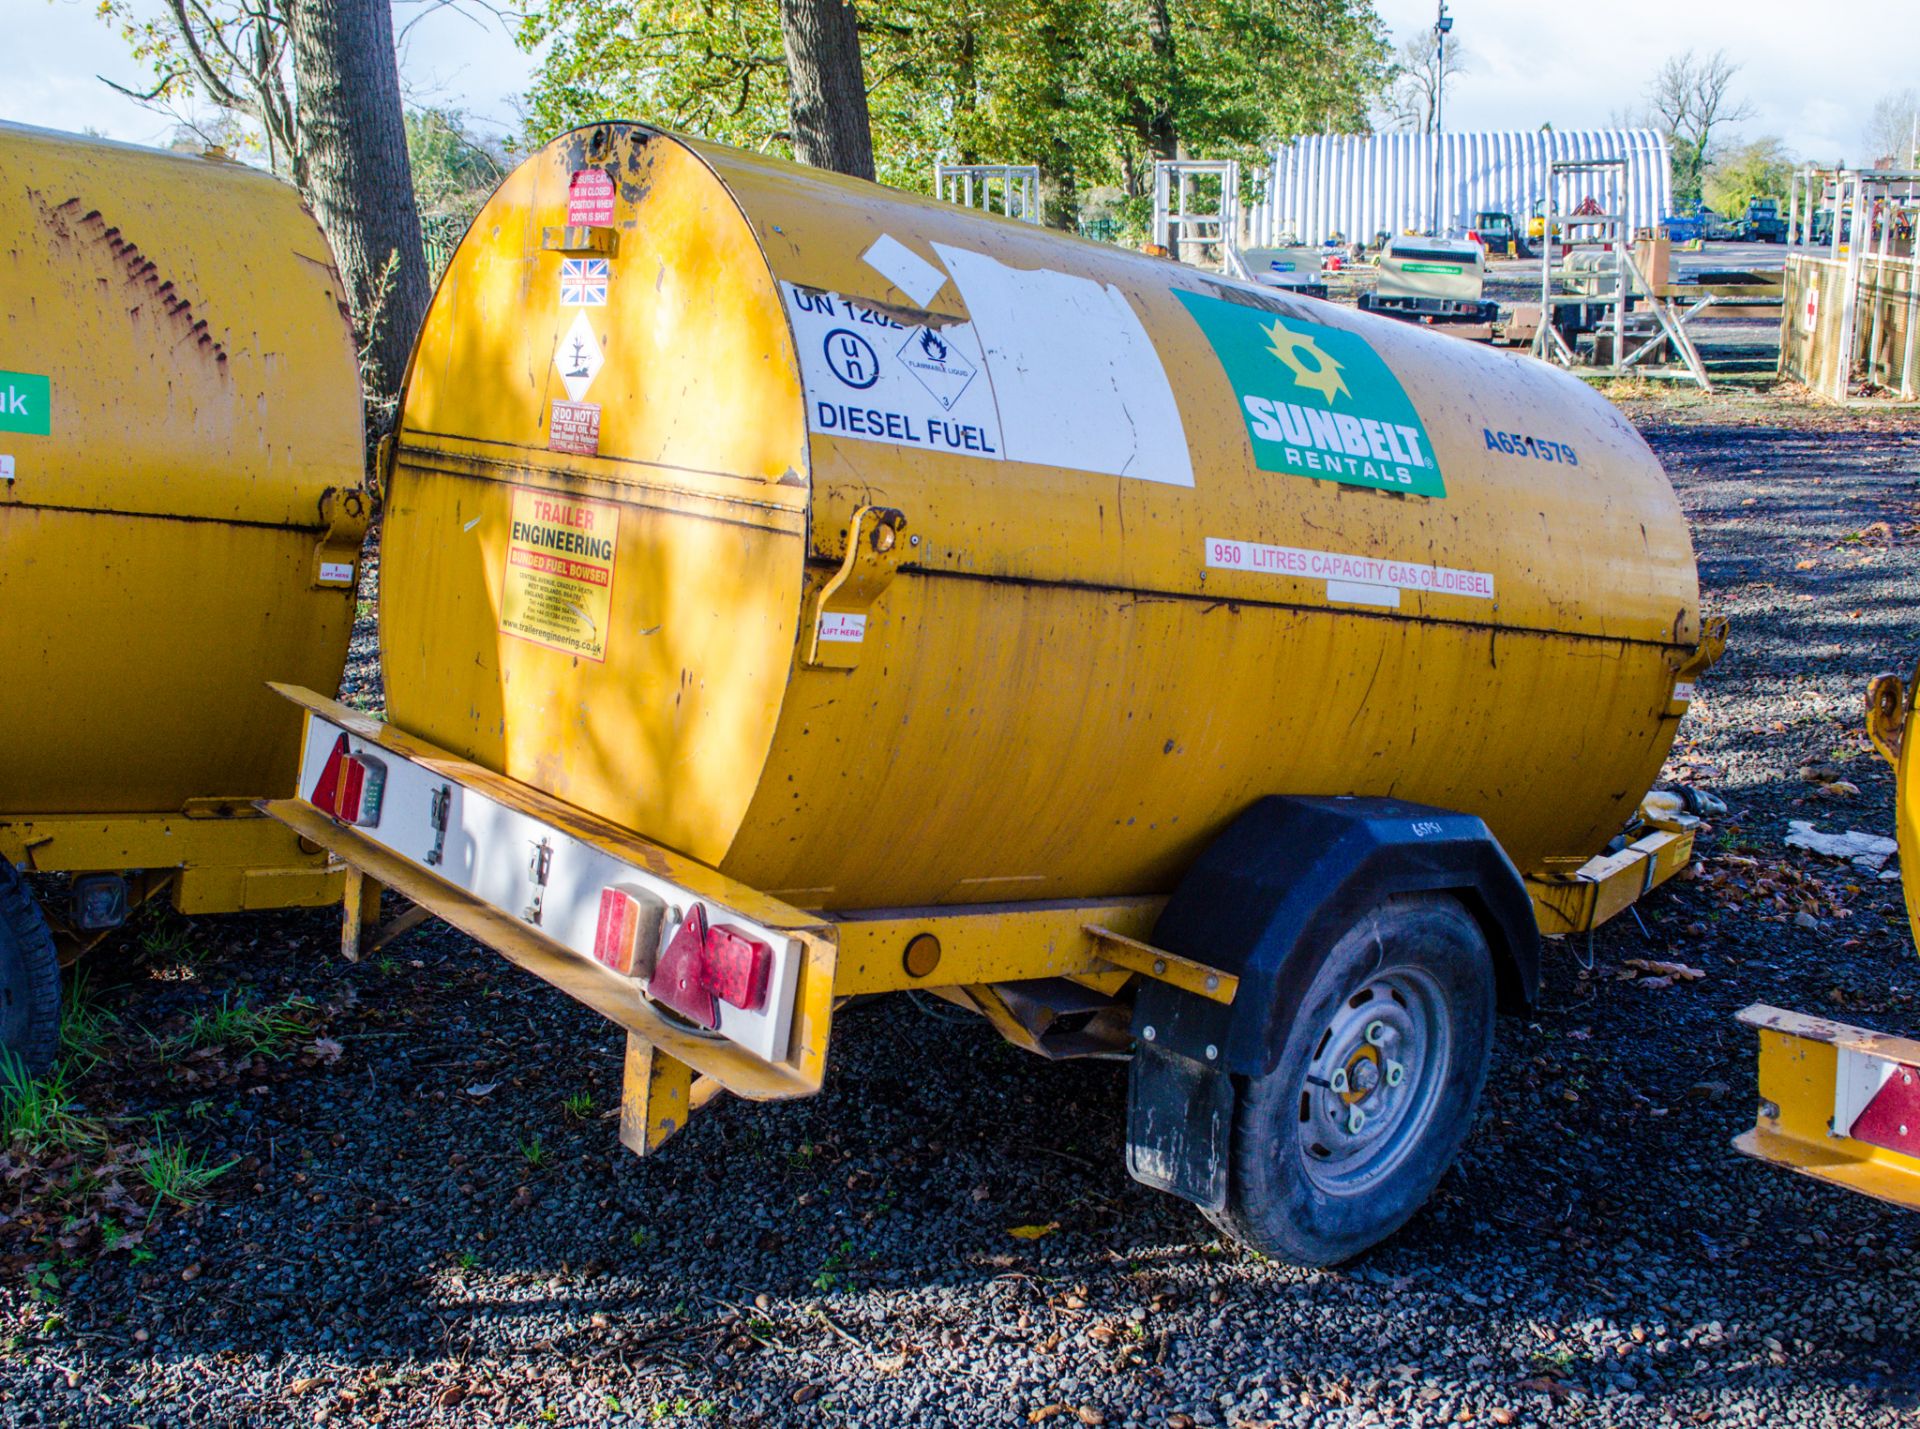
[704,923,770,1012]
[308,733,386,827]
[646,904,773,1028]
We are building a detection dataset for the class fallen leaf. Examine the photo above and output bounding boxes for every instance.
[1007,1222,1059,1240]
[1028,1405,1069,1423]
[309,1037,344,1064]
[1624,958,1705,982]
[1076,1408,1106,1426]
[464,1082,499,1098]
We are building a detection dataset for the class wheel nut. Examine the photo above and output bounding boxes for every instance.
[1365,1020,1387,1046]
[1385,1059,1405,1087]
[1347,1106,1367,1134]
[1329,1068,1349,1094]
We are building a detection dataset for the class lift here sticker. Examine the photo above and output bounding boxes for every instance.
[499,487,620,662]
[1174,292,1445,498]
[0,371,51,436]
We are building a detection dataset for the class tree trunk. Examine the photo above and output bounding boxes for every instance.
[777,0,876,181]
[288,0,431,418]
[1144,0,1179,161]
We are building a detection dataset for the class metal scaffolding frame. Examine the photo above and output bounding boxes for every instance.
[1531,157,1710,390]
[934,163,1043,224]
[1151,160,1251,281]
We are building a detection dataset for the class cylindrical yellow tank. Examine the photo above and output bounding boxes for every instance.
[0,125,364,816]
[382,123,1703,911]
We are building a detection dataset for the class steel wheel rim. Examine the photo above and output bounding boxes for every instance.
[1296,964,1452,1196]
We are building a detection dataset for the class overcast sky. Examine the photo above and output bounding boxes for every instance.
[7,0,1914,166]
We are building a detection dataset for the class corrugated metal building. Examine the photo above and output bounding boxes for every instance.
[1254,130,1672,245]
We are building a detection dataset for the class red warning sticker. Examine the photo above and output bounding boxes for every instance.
[549,400,601,456]
[567,169,615,226]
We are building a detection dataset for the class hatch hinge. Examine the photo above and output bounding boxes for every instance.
[802,505,907,670]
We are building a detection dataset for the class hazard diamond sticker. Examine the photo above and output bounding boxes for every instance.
[895,326,978,410]
[554,310,604,402]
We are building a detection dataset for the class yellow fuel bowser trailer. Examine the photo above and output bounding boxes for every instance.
[1737,664,1920,1209]
[266,122,1721,1265]
[0,125,367,1071]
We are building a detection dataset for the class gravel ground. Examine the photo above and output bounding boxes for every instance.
[4,373,1918,1427]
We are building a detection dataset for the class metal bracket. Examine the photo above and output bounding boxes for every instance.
[312,485,370,590]
[802,505,907,670]
[1867,671,1908,768]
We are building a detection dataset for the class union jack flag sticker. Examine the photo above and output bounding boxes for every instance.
[559,257,610,307]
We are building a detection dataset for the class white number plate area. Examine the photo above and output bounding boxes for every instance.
[296,716,802,1064]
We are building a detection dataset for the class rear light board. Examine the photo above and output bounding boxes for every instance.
[294,713,802,1063]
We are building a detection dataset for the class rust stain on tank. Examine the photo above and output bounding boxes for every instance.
[35,193,230,370]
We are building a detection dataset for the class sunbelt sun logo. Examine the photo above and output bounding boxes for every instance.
[1174,291,1445,498]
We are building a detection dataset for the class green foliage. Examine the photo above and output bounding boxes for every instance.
[1704,136,1793,218]
[513,0,1387,218]
[407,108,509,221]
[169,993,314,1060]
[139,1132,238,1208]
[0,1051,94,1155]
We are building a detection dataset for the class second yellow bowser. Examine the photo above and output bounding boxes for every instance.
[382,122,1707,907]
[275,121,1718,1269]
[1736,662,1920,1210]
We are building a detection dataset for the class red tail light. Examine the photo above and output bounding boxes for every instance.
[594,887,661,977]
[310,733,387,827]
[646,903,772,1028]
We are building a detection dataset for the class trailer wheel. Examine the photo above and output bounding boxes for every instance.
[1206,895,1494,1265]
[0,864,60,1075]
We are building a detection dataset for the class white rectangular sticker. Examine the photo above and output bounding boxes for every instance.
[1205,538,1494,600]
[783,242,1193,486]
[933,243,1193,486]
[862,234,947,308]
[318,560,355,585]
[1327,580,1401,609]
[0,455,12,482]
[817,612,867,643]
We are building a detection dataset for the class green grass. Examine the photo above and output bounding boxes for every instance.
[139,1131,237,1208]
[562,1090,594,1119]
[519,1135,547,1168]
[169,992,314,1058]
[0,1051,96,1154]
[57,974,119,1073]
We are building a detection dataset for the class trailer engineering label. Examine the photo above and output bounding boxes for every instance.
[1174,292,1445,498]
[500,488,620,661]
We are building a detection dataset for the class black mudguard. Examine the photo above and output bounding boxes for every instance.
[1125,795,1540,1210]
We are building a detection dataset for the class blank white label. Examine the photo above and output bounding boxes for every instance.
[0,455,13,481]
[1327,580,1401,609]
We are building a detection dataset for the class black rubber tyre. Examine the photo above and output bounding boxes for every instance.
[0,864,60,1075]
[1205,894,1494,1266]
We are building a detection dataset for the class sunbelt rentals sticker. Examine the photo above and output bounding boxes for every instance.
[1174,292,1444,498]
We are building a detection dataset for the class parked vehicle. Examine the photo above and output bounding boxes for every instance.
[1469,210,1529,258]
[1741,197,1788,243]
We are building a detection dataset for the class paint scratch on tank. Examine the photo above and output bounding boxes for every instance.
[36,194,230,369]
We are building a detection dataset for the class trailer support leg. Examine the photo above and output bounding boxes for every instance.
[340,867,384,963]
[620,1034,721,1156]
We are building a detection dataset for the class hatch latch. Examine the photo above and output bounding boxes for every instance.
[802,505,907,670]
